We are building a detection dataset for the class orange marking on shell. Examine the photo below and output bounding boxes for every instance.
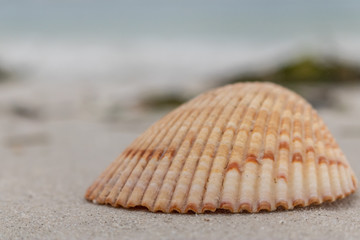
[246,154,259,164]
[293,136,302,143]
[318,156,328,164]
[306,146,315,154]
[263,151,275,161]
[328,160,347,168]
[329,160,337,165]
[292,152,303,163]
[149,149,163,161]
[140,149,152,161]
[226,162,241,173]
[123,149,133,158]
[190,135,196,145]
[277,174,288,182]
[279,142,290,151]
[137,149,146,158]
[165,147,177,159]
[129,149,140,158]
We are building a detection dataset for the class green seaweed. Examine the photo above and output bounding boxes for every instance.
[141,93,188,110]
[0,64,12,83]
[220,57,360,108]
[223,57,360,87]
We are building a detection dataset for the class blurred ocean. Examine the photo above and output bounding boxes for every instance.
[1,0,360,92]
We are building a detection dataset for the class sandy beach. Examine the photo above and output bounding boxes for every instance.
[0,82,359,240]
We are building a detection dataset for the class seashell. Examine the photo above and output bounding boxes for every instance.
[85,82,357,213]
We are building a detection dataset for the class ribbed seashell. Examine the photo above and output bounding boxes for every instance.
[85,82,357,213]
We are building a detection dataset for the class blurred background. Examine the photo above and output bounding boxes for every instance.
[1,0,360,161]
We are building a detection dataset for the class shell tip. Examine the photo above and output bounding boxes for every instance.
[202,203,217,213]
[275,200,289,210]
[308,197,320,205]
[293,199,305,208]
[220,201,235,212]
[238,203,253,213]
[322,195,334,203]
[169,203,184,213]
[185,203,200,213]
[257,201,271,212]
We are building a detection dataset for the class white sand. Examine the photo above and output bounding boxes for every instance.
[1,83,360,240]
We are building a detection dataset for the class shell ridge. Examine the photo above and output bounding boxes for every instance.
[127,108,199,208]
[153,91,230,212]
[210,85,269,211]
[181,86,250,213]
[265,93,289,211]
[85,118,166,200]
[102,109,187,205]
[293,99,307,207]
[216,86,268,212]
[188,84,257,212]
[303,103,320,205]
[121,107,195,208]
[324,124,353,195]
[87,122,157,201]
[126,106,203,206]
[168,88,241,212]
[338,165,350,196]
[257,88,288,211]
[204,86,265,211]
[257,90,289,211]
[250,88,280,212]
[287,97,299,209]
[271,92,291,210]
[313,112,333,202]
[141,95,216,211]
[85,156,122,200]
[236,88,271,212]
[274,95,296,209]
[324,121,356,196]
[90,110,181,201]
[320,119,343,199]
[238,87,277,212]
